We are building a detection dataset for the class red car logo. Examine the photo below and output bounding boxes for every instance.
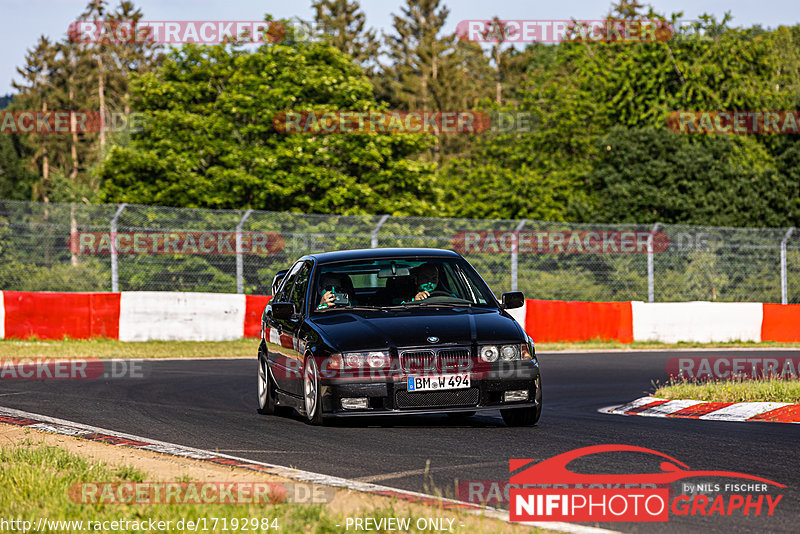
[510,444,785,487]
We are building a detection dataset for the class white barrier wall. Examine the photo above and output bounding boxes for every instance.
[0,291,4,339]
[631,301,763,343]
[119,292,246,341]
[507,300,528,335]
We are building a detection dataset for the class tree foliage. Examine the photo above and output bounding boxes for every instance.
[97,39,437,215]
[3,0,800,228]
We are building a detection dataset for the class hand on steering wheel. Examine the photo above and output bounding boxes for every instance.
[413,290,451,301]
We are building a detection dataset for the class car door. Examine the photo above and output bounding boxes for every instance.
[283,261,312,397]
[267,260,311,396]
[266,260,303,393]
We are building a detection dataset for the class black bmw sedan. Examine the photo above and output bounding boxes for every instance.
[257,248,541,426]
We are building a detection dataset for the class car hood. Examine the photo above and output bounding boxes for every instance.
[309,307,523,351]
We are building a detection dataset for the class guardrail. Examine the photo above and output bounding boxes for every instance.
[1,291,797,343]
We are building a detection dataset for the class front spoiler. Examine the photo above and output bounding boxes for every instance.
[323,400,539,418]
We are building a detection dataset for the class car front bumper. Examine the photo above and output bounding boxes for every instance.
[319,363,540,417]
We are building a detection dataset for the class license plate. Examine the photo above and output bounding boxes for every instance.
[407,374,470,392]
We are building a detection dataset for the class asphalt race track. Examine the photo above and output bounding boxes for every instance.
[1,349,798,533]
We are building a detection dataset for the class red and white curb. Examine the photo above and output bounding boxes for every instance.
[600,396,800,423]
[0,406,616,534]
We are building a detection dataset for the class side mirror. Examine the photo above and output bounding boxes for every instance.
[272,269,289,296]
[501,291,524,310]
[271,302,296,320]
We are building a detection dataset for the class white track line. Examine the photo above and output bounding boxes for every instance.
[0,405,620,534]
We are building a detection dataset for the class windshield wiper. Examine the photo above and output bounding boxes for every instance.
[412,301,473,308]
[316,306,386,313]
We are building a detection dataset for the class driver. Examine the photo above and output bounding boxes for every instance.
[407,263,449,302]
[316,273,353,310]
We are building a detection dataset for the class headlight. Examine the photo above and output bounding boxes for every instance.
[479,345,499,362]
[341,351,391,368]
[480,344,533,362]
[501,345,519,361]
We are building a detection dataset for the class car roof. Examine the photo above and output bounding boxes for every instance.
[303,248,462,265]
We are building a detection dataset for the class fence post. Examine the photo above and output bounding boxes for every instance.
[236,209,254,294]
[781,226,795,305]
[647,222,662,303]
[371,215,390,248]
[511,219,527,291]
[110,203,127,292]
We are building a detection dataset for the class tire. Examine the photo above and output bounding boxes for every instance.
[257,355,278,415]
[500,377,542,427]
[500,405,540,426]
[302,356,324,425]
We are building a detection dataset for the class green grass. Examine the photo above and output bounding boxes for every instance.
[2,337,799,361]
[0,438,323,533]
[0,338,257,359]
[0,439,542,534]
[653,378,800,403]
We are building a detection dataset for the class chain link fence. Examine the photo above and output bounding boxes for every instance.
[0,199,798,303]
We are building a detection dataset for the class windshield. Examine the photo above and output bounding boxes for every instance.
[311,257,496,312]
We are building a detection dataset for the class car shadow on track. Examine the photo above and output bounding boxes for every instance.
[262,409,515,428]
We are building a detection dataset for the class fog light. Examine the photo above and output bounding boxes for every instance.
[504,390,528,402]
[341,397,369,410]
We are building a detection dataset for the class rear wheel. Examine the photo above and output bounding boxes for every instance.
[303,356,323,425]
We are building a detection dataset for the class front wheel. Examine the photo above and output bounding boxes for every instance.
[257,356,278,415]
[500,377,542,426]
[303,356,323,425]
[500,405,540,426]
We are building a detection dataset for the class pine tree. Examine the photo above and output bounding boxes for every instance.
[105,0,163,117]
[381,0,492,161]
[53,39,95,179]
[311,0,379,71]
[12,36,57,200]
[382,0,453,111]
[9,0,163,201]
[79,0,110,151]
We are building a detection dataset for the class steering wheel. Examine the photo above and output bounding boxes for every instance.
[424,290,453,298]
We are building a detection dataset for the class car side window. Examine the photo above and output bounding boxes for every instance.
[276,261,304,302]
[288,262,311,315]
